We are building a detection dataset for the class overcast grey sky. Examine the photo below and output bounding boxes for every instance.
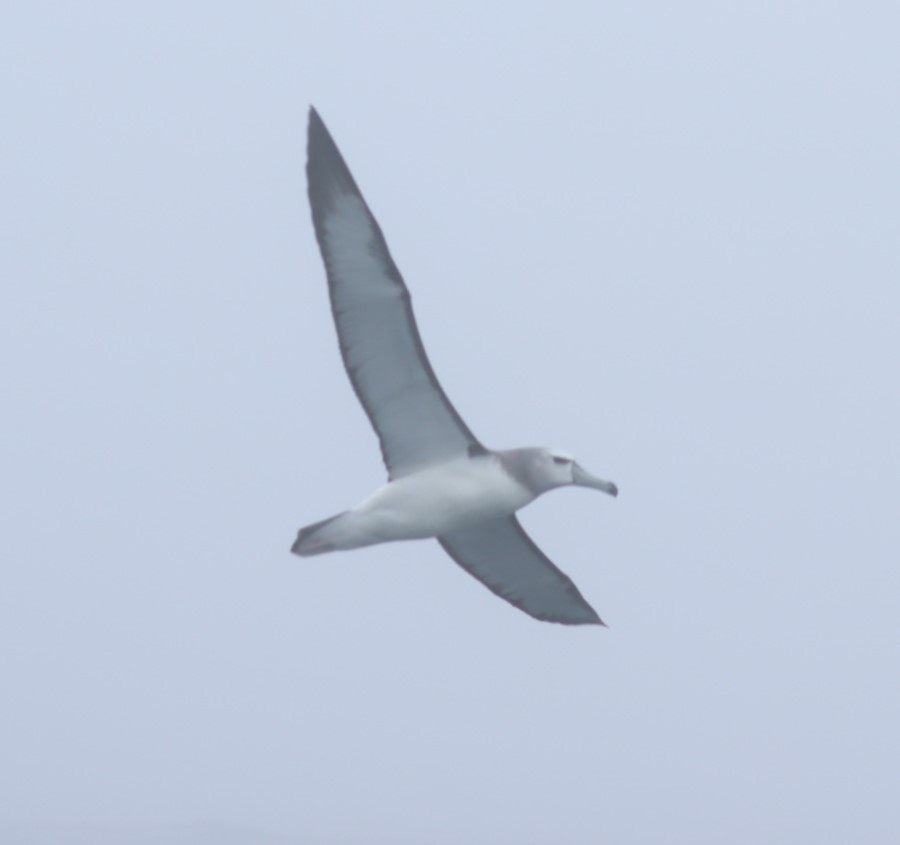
[3,2,899,843]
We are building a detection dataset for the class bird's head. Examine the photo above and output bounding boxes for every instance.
[499,448,619,498]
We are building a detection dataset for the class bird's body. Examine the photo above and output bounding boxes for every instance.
[294,108,619,625]
[294,452,536,554]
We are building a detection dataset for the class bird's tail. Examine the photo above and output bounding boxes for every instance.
[290,512,348,556]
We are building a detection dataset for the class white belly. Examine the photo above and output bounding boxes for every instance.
[327,456,534,550]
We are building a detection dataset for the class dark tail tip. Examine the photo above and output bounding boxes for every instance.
[290,512,346,557]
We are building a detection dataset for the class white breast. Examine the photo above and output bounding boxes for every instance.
[336,456,535,549]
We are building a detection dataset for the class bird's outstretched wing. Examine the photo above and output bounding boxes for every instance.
[307,108,484,479]
[439,516,604,625]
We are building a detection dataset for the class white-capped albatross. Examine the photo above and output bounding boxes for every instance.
[293,107,618,626]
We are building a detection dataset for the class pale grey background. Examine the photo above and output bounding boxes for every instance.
[2,2,899,843]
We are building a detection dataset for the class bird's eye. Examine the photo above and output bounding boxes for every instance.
[552,456,569,465]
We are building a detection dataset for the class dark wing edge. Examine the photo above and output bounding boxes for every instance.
[306,107,484,477]
[438,515,605,626]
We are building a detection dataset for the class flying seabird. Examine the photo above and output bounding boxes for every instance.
[293,108,619,626]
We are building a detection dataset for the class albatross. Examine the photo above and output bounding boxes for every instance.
[292,108,618,626]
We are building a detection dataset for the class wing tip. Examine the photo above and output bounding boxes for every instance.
[308,104,326,138]
[306,106,367,226]
[546,608,607,627]
[585,604,607,627]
